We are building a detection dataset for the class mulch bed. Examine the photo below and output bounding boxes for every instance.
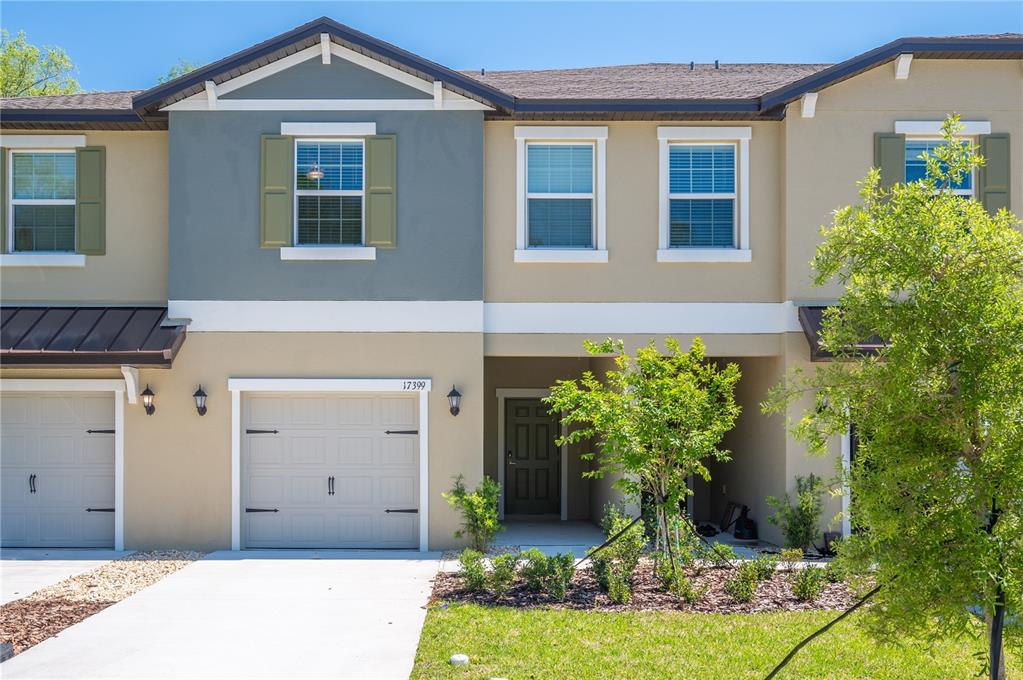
[432,559,859,614]
[0,550,203,657]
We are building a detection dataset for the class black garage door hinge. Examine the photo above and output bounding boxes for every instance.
[86,507,115,512]
[385,508,419,514]
[86,429,115,434]
[245,429,279,434]
[384,430,418,435]
[245,507,279,513]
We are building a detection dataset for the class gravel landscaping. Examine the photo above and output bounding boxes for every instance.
[432,558,860,613]
[0,550,203,656]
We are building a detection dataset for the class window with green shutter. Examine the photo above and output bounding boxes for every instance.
[294,140,365,246]
[9,151,77,252]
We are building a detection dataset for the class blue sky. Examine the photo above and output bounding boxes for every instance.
[2,1,1020,91]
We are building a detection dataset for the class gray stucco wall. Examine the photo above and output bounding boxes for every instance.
[221,57,431,100]
[168,110,484,300]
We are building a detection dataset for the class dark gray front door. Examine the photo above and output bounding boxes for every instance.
[504,398,560,515]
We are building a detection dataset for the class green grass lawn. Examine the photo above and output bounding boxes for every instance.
[412,603,1019,679]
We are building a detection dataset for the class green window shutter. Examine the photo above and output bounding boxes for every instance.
[873,132,905,189]
[76,146,106,255]
[365,134,396,248]
[260,134,293,248]
[978,133,1010,215]
[0,147,7,254]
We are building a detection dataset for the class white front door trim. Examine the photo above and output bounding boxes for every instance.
[227,377,431,551]
[495,388,567,521]
[0,378,126,550]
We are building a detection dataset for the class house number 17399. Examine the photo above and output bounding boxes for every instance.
[402,380,427,391]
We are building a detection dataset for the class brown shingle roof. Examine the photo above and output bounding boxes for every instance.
[1,90,140,111]
[462,63,831,100]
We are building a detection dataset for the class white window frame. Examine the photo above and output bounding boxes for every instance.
[7,148,77,254]
[287,136,375,261]
[903,136,977,198]
[657,127,751,263]
[514,126,608,263]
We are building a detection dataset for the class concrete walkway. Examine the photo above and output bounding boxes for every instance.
[2,550,442,679]
[1,549,128,604]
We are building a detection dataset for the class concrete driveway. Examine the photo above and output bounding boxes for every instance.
[1,549,128,604]
[2,550,442,679]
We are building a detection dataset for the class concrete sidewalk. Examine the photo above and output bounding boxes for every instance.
[1,549,128,604]
[2,550,442,679]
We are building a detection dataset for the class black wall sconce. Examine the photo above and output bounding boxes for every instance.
[141,385,156,416]
[447,385,462,416]
[193,385,208,416]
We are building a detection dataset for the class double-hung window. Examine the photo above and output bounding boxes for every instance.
[904,139,974,196]
[9,150,76,252]
[657,127,751,263]
[894,121,992,198]
[294,139,365,246]
[514,126,607,263]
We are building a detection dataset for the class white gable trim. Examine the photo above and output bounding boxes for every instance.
[161,41,492,112]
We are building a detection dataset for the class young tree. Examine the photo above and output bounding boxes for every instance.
[765,117,1023,678]
[546,337,741,567]
[0,29,80,97]
[157,59,200,84]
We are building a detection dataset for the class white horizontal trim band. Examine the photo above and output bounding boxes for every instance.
[0,379,126,392]
[0,253,86,268]
[656,249,752,263]
[168,301,485,332]
[484,302,800,334]
[164,99,488,111]
[657,126,752,141]
[514,249,608,263]
[0,134,86,148]
[895,120,991,136]
[280,122,376,136]
[170,301,801,334]
[228,378,431,393]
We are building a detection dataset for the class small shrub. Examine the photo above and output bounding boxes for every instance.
[488,552,519,595]
[750,553,779,582]
[724,562,758,603]
[824,559,847,584]
[780,547,804,570]
[442,475,503,551]
[656,559,706,604]
[591,506,645,599]
[704,543,737,565]
[767,474,825,551]
[606,568,632,604]
[791,566,827,602]
[458,548,487,592]
[520,549,576,601]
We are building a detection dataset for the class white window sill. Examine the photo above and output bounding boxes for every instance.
[657,249,752,263]
[514,249,608,264]
[0,253,86,268]
[280,247,377,261]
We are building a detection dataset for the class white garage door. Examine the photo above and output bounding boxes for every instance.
[243,392,420,549]
[1,392,115,548]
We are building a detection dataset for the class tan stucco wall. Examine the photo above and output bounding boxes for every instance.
[485,333,784,358]
[484,121,784,303]
[706,356,788,545]
[3,333,484,551]
[1,131,169,304]
[483,357,594,521]
[783,59,1023,301]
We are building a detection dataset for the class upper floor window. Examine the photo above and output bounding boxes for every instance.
[667,144,736,248]
[10,151,76,252]
[657,127,751,263]
[905,139,973,196]
[513,126,607,263]
[294,140,364,246]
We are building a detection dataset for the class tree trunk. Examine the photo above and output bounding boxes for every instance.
[987,601,1006,680]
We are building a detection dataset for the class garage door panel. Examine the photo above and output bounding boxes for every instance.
[243,392,419,549]
[1,396,29,424]
[380,438,416,467]
[1,392,115,548]
[248,437,284,465]
[38,435,77,465]
[337,436,374,465]
[2,435,31,466]
[290,436,327,465]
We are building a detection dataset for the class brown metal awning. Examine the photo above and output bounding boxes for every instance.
[1,307,186,367]
[797,305,885,361]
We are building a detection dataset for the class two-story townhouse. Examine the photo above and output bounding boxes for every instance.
[1,18,1019,551]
